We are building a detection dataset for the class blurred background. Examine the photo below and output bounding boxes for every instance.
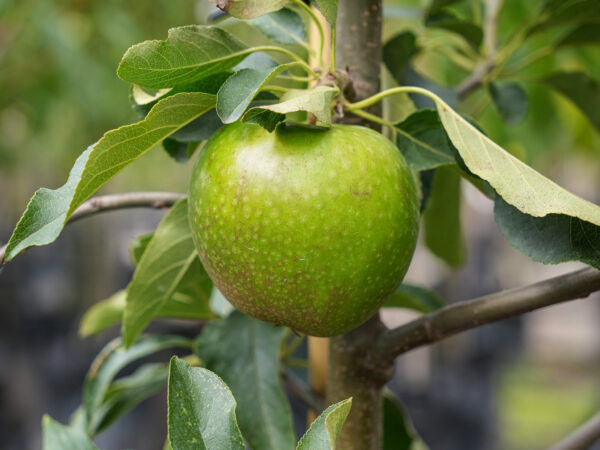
[0,0,598,449]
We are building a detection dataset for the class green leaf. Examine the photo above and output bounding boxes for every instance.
[528,0,600,36]
[383,32,419,86]
[395,110,456,171]
[494,198,600,270]
[426,0,460,15]
[383,391,428,450]
[488,82,528,125]
[3,92,215,263]
[195,311,295,450]
[117,26,249,89]
[385,283,444,313]
[243,86,338,125]
[428,93,600,227]
[425,12,483,50]
[423,167,465,267]
[162,139,198,163]
[93,363,169,434]
[123,199,213,346]
[168,357,245,450]
[313,0,338,25]
[217,65,291,123]
[542,72,600,131]
[250,8,307,45]
[79,290,127,338]
[83,335,190,435]
[42,416,97,450]
[80,264,216,337]
[296,398,352,450]
[556,24,600,47]
[212,0,289,19]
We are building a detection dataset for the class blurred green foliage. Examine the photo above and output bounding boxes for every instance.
[498,361,599,449]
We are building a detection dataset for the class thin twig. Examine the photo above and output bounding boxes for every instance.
[280,366,325,413]
[0,192,184,264]
[457,0,504,100]
[375,267,600,361]
[549,412,600,450]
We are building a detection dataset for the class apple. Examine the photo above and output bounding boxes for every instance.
[188,122,419,336]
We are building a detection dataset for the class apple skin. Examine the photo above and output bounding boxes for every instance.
[188,122,419,336]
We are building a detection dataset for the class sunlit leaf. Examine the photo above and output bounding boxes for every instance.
[243,86,338,126]
[168,357,245,450]
[217,65,292,123]
[3,93,215,263]
[42,416,97,450]
[313,0,338,25]
[195,311,295,450]
[123,199,213,346]
[211,0,288,19]
[118,26,249,89]
[296,398,352,450]
[429,93,600,227]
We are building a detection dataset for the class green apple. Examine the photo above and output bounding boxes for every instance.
[188,122,419,336]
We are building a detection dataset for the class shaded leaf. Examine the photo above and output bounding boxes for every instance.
[243,108,286,131]
[423,166,465,267]
[542,72,600,131]
[211,0,288,19]
[243,86,338,125]
[494,198,600,270]
[93,363,169,434]
[488,82,528,125]
[131,232,154,265]
[162,139,197,163]
[425,11,483,50]
[426,0,461,15]
[217,65,291,123]
[313,0,338,25]
[83,335,190,435]
[556,24,600,47]
[235,52,279,71]
[123,199,213,346]
[385,283,444,313]
[3,93,215,262]
[297,398,352,450]
[195,311,295,450]
[528,0,600,36]
[383,32,419,85]
[42,416,97,450]
[395,110,456,171]
[117,26,249,89]
[383,391,428,450]
[250,8,307,45]
[168,357,245,450]
[403,67,458,109]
